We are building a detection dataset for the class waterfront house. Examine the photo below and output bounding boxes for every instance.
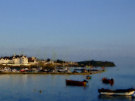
[0,55,37,66]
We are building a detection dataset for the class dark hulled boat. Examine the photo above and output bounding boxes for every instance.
[66,80,88,86]
[102,78,114,86]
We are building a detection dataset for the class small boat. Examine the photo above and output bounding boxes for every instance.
[66,80,88,86]
[86,75,91,80]
[102,77,114,86]
[57,67,70,73]
[98,88,135,96]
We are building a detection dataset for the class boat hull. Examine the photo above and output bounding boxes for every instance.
[102,78,114,86]
[98,88,135,96]
[100,91,135,96]
[66,80,87,86]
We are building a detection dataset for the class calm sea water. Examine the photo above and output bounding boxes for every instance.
[0,64,135,101]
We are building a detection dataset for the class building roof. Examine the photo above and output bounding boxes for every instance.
[0,55,27,60]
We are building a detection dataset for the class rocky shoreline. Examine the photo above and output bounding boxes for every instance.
[0,70,104,75]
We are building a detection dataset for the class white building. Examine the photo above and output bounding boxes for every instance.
[0,55,37,66]
[21,56,29,64]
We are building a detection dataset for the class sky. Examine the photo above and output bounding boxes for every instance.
[0,0,135,64]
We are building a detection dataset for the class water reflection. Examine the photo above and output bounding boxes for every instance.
[98,95,135,101]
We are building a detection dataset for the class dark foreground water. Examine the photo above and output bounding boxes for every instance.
[0,65,135,101]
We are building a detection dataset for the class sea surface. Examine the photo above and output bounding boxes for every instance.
[0,64,135,101]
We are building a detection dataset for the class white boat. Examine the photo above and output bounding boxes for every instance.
[98,88,135,96]
[57,67,69,72]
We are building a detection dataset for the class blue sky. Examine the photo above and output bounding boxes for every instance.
[0,0,135,63]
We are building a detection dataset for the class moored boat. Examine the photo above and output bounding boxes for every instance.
[98,88,135,96]
[86,75,91,80]
[102,77,114,86]
[66,80,88,86]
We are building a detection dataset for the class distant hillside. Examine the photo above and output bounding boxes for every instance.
[77,60,115,67]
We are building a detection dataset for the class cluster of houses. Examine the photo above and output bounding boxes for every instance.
[0,55,37,66]
[0,54,80,73]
